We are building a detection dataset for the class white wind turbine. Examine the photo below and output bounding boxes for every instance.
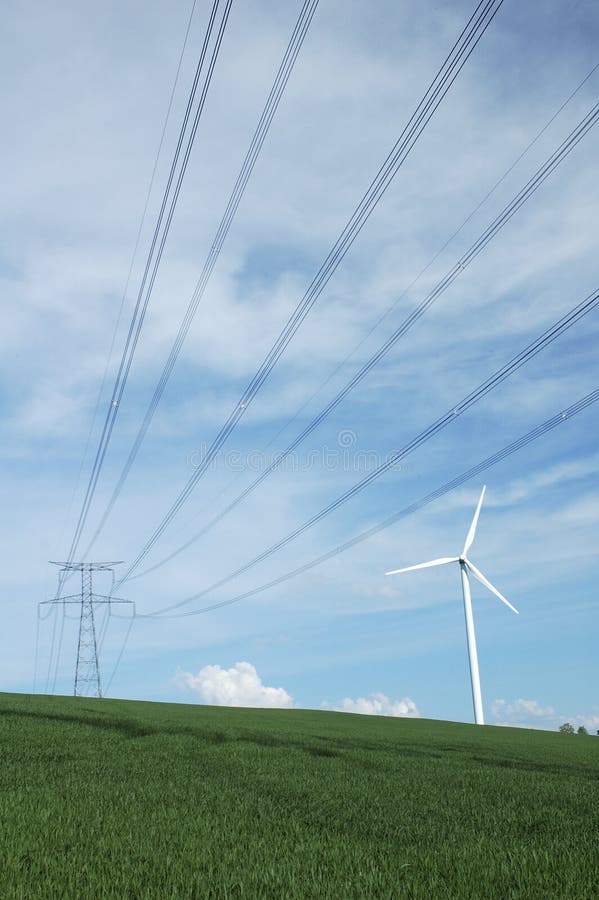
[385,485,518,725]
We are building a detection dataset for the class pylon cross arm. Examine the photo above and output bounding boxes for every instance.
[40,595,81,604]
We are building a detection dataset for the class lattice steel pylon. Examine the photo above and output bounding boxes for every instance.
[45,561,131,697]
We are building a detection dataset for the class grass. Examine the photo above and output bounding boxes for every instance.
[1,692,598,898]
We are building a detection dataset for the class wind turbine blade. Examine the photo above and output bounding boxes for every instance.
[465,560,519,614]
[386,557,458,576]
[462,485,486,556]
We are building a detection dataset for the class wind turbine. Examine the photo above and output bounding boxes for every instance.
[385,485,518,725]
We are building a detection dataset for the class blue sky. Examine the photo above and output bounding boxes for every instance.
[1,0,598,731]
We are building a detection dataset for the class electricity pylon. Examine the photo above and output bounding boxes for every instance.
[44,561,132,697]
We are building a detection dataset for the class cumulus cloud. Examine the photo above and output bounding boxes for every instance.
[173,661,294,709]
[330,691,419,718]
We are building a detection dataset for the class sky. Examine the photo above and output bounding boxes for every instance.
[1,0,598,732]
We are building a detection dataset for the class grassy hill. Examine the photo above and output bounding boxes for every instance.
[1,692,597,898]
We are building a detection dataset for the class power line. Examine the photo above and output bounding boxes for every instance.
[116,0,505,588]
[56,0,200,569]
[141,386,599,619]
[186,60,599,533]
[83,385,599,692]
[83,0,320,553]
[61,0,233,573]
[96,570,122,661]
[32,606,40,694]
[132,93,599,578]
[43,4,201,639]
[44,600,60,694]
[144,60,599,556]
[34,602,55,694]
[50,603,67,694]
[149,388,599,619]
[44,1,221,680]
[103,612,136,697]
[97,603,112,661]
[144,282,599,614]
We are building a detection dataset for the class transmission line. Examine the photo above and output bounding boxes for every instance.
[32,606,40,694]
[61,0,233,574]
[104,385,598,691]
[144,282,599,614]
[49,0,200,609]
[141,60,599,559]
[49,603,68,694]
[104,613,136,697]
[139,386,599,619]
[96,569,118,660]
[132,93,599,578]
[65,0,316,691]
[45,0,229,684]
[83,0,320,553]
[116,0,505,588]
[41,603,58,695]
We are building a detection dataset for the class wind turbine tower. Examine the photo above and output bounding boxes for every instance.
[385,486,518,725]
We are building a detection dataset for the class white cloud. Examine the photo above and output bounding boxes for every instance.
[576,713,599,732]
[173,661,294,709]
[332,691,419,718]
[492,697,556,722]
[491,698,599,732]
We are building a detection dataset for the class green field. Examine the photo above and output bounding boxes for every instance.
[1,692,597,898]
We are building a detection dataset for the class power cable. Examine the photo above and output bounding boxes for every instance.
[43,602,59,694]
[43,600,67,695]
[33,606,41,694]
[152,60,599,551]
[145,282,599,614]
[83,0,320,552]
[88,0,319,691]
[132,94,599,578]
[61,0,233,573]
[50,602,67,694]
[51,0,200,602]
[36,600,56,694]
[116,0,505,588]
[97,604,112,660]
[103,612,136,697]
[140,386,599,618]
